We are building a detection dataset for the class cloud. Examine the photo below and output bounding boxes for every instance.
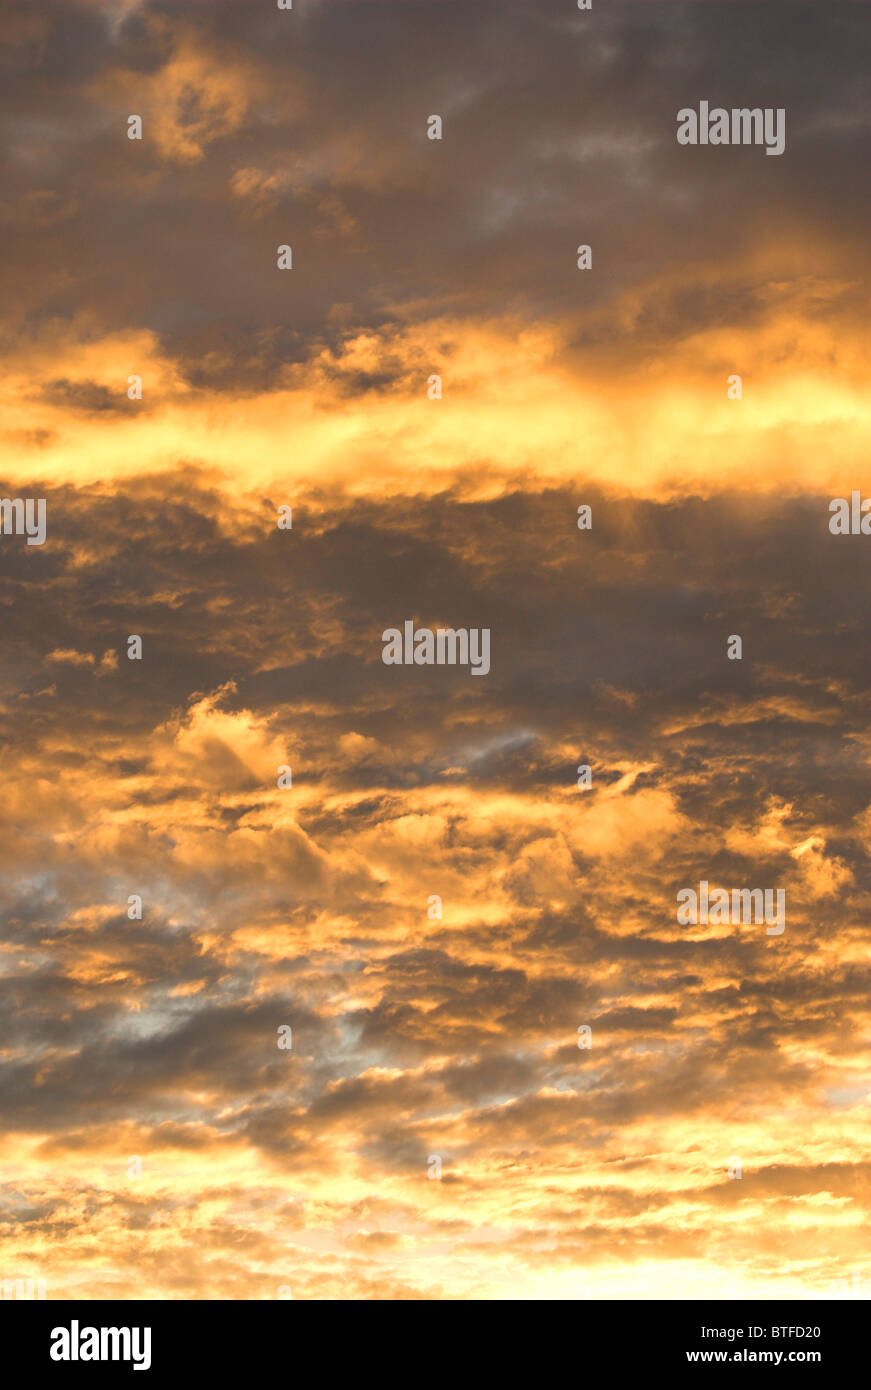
[1,0,869,1302]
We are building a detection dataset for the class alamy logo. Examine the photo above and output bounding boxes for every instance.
[677,880,785,935]
[50,1321,152,1372]
[0,497,46,545]
[829,492,871,534]
[382,621,490,676]
[0,1276,45,1299]
[677,103,786,156]
[830,1271,870,1299]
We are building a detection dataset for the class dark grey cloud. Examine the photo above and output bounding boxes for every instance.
[1,1,868,384]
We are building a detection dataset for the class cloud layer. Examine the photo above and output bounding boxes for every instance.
[0,0,869,1300]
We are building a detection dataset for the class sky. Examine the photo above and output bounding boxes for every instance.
[0,0,869,1301]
